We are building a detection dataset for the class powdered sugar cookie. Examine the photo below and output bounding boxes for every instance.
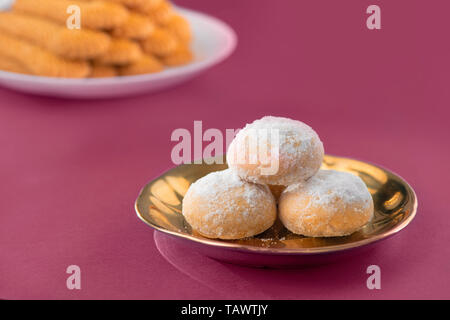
[279,170,374,237]
[227,116,324,186]
[182,169,277,240]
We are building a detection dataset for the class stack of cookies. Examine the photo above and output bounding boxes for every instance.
[182,116,374,240]
[0,0,193,78]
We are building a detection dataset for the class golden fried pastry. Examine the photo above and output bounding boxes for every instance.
[227,116,324,186]
[95,38,142,65]
[0,12,111,60]
[0,54,30,74]
[112,12,155,40]
[118,54,163,76]
[0,33,90,78]
[141,27,178,57]
[145,0,174,24]
[0,0,193,78]
[80,0,148,7]
[134,0,164,15]
[164,14,192,43]
[182,169,277,240]
[162,45,193,66]
[90,64,118,77]
[14,0,129,30]
[81,0,153,10]
[279,170,374,237]
[115,0,148,7]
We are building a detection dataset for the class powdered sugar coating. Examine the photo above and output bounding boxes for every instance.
[279,170,374,237]
[182,169,277,239]
[227,116,324,186]
[284,170,372,209]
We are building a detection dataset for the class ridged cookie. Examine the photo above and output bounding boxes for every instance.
[0,54,30,74]
[90,64,118,77]
[95,38,142,65]
[112,12,155,40]
[0,33,90,78]
[162,45,193,66]
[14,0,129,30]
[164,14,191,43]
[141,27,178,57]
[119,54,163,76]
[0,12,111,59]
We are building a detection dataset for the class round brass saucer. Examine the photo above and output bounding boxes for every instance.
[135,155,417,267]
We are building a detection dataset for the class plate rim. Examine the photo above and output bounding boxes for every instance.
[0,6,238,85]
[135,155,418,255]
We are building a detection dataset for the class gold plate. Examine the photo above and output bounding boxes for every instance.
[135,155,417,265]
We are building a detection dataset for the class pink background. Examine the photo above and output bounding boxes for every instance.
[1,0,449,299]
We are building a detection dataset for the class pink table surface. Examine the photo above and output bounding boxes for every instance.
[1,0,449,299]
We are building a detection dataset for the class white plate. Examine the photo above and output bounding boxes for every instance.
[0,5,237,99]
[0,0,13,11]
